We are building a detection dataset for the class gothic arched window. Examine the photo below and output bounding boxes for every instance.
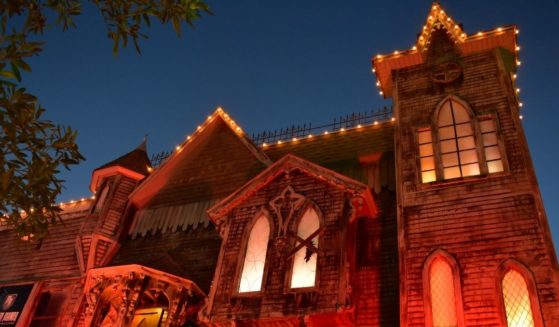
[290,207,320,289]
[498,262,544,327]
[238,215,270,293]
[423,251,464,327]
[437,98,480,179]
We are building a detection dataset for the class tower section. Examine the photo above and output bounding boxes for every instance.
[373,3,559,327]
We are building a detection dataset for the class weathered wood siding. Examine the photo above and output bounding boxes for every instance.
[394,49,559,326]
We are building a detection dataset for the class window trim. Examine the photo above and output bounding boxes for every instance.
[0,282,43,327]
[496,259,545,327]
[233,208,274,297]
[284,201,324,294]
[422,249,465,327]
[432,95,484,180]
[417,95,508,185]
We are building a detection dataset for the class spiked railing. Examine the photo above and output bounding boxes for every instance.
[149,106,393,168]
[251,106,392,145]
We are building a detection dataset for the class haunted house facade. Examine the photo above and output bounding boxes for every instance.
[1,3,558,327]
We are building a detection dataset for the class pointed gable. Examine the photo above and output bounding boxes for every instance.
[90,140,151,192]
[372,2,519,97]
[128,108,272,208]
[208,154,377,223]
[416,3,465,53]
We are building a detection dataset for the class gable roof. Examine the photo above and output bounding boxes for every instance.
[207,154,377,222]
[128,108,272,208]
[372,2,519,97]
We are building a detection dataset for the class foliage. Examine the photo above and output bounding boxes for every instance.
[0,0,211,239]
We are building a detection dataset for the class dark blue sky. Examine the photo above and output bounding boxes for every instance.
[23,1,559,248]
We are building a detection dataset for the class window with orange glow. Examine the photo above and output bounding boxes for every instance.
[438,99,480,179]
[418,128,436,183]
[480,117,504,173]
[290,208,320,289]
[429,257,459,327]
[502,269,535,327]
[238,215,270,293]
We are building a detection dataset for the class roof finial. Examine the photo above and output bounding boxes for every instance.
[137,134,148,153]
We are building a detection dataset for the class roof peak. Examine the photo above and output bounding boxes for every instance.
[417,2,466,52]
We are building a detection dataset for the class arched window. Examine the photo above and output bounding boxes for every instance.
[501,269,538,327]
[238,215,270,293]
[290,207,320,289]
[437,99,480,179]
[423,251,464,327]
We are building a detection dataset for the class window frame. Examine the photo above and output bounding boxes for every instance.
[422,249,465,327]
[417,95,508,185]
[432,96,484,180]
[496,259,545,327]
[232,209,274,297]
[284,202,324,294]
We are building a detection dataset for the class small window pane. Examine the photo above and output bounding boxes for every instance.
[438,102,453,126]
[483,133,498,146]
[440,140,457,154]
[461,163,480,177]
[418,130,432,144]
[442,153,459,168]
[485,146,501,161]
[444,167,461,180]
[419,144,434,157]
[452,103,470,124]
[456,123,473,137]
[458,136,476,150]
[488,160,504,173]
[421,157,435,171]
[439,126,455,140]
[480,119,496,133]
[422,170,436,183]
[459,149,478,165]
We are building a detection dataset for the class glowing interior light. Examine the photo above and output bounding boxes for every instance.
[290,208,320,289]
[478,31,483,36]
[262,143,267,147]
[502,269,535,327]
[374,121,379,125]
[239,216,270,293]
[430,258,458,327]
[277,140,282,145]
[498,27,503,32]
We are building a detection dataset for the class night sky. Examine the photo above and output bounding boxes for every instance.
[22,1,559,249]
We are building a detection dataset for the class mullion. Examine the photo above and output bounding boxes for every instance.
[448,100,463,177]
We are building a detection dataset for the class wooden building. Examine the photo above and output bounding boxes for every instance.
[0,3,558,326]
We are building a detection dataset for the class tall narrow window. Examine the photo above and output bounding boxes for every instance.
[418,128,436,183]
[290,208,320,289]
[238,215,270,293]
[502,269,535,327]
[429,257,459,327]
[480,117,504,173]
[438,99,480,179]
